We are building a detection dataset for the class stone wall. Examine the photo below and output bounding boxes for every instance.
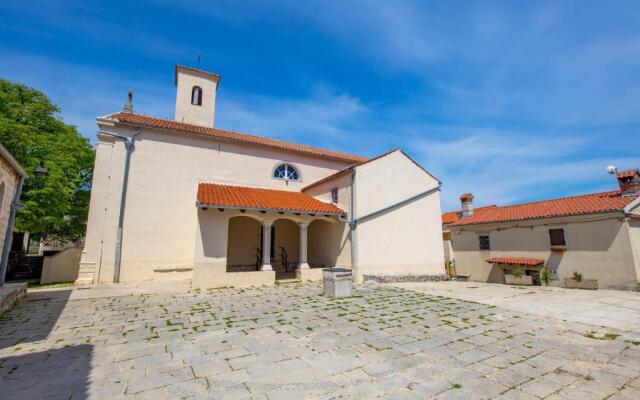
[0,155,20,262]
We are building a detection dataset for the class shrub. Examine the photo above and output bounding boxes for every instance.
[511,267,524,278]
[540,266,551,286]
[572,271,583,282]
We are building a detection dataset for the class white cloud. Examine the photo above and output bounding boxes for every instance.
[0,50,373,157]
[411,129,637,210]
[217,87,367,149]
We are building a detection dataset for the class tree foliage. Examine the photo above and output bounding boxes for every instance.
[0,79,95,243]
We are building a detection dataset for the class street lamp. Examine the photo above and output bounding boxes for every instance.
[33,162,49,190]
[34,162,49,178]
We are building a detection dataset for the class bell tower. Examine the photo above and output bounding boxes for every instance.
[174,65,220,127]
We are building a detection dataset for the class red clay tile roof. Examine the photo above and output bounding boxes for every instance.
[197,183,344,214]
[486,257,545,267]
[617,169,639,179]
[450,190,638,227]
[103,112,367,164]
[442,205,497,225]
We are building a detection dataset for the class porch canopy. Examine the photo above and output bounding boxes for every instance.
[485,257,545,267]
[196,183,344,216]
[196,183,345,273]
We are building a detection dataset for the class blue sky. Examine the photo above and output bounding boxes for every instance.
[1,0,639,210]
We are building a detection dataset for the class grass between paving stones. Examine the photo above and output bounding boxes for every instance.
[583,331,620,340]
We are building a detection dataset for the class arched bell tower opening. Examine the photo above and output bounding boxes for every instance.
[174,65,220,127]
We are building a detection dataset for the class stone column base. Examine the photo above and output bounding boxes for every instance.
[296,268,324,282]
[75,262,96,286]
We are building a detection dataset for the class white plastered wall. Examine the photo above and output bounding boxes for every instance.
[81,123,351,283]
[628,220,640,284]
[353,150,445,280]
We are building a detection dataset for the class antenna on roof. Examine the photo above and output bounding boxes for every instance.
[122,90,133,113]
[197,53,201,68]
[606,165,618,175]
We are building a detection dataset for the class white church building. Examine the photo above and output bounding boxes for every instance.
[77,66,445,288]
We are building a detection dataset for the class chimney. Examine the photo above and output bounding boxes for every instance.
[460,193,474,217]
[174,65,220,128]
[616,169,640,195]
[122,90,133,113]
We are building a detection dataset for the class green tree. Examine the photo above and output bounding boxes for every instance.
[0,79,94,244]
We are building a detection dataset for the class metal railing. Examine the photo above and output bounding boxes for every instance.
[255,247,262,271]
[279,247,289,272]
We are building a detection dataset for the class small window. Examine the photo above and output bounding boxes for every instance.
[331,188,338,203]
[479,235,490,250]
[273,163,300,181]
[549,228,566,246]
[191,86,203,106]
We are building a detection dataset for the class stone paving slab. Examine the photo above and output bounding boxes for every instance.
[0,282,639,399]
[390,281,640,333]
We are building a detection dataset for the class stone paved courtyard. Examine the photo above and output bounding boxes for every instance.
[1,282,639,399]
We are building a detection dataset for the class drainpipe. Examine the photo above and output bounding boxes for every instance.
[0,176,25,286]
[99,127,142,283]
[338,170,358,281]
[338,178,441,283]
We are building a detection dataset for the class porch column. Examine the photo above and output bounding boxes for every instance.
[261,221,273,271]
[298,223,310,269]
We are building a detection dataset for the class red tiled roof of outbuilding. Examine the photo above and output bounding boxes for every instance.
[442,205,497,225]
[486,257,545,267]
[102,112,368,164]
[197,183,344,214]
[450,190,638,227]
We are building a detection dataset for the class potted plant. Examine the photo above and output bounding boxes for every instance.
[564,270,598,289]
[504,267,533,286]
[540,266,552,286]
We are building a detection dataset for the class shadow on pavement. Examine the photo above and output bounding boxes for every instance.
[0,344,92,399]
[0,289,72,349]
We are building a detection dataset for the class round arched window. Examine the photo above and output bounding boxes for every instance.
[273,163,300,181]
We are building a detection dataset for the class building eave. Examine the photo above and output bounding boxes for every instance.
[0,143,26,177]
[195,202,343,217]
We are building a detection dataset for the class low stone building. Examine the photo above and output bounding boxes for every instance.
[0,143,26,287]
[443,170,640,290]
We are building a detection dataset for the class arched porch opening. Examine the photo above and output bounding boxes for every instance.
[308,219,342,269]
[226,216,262,272]
[272,218,300,279]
